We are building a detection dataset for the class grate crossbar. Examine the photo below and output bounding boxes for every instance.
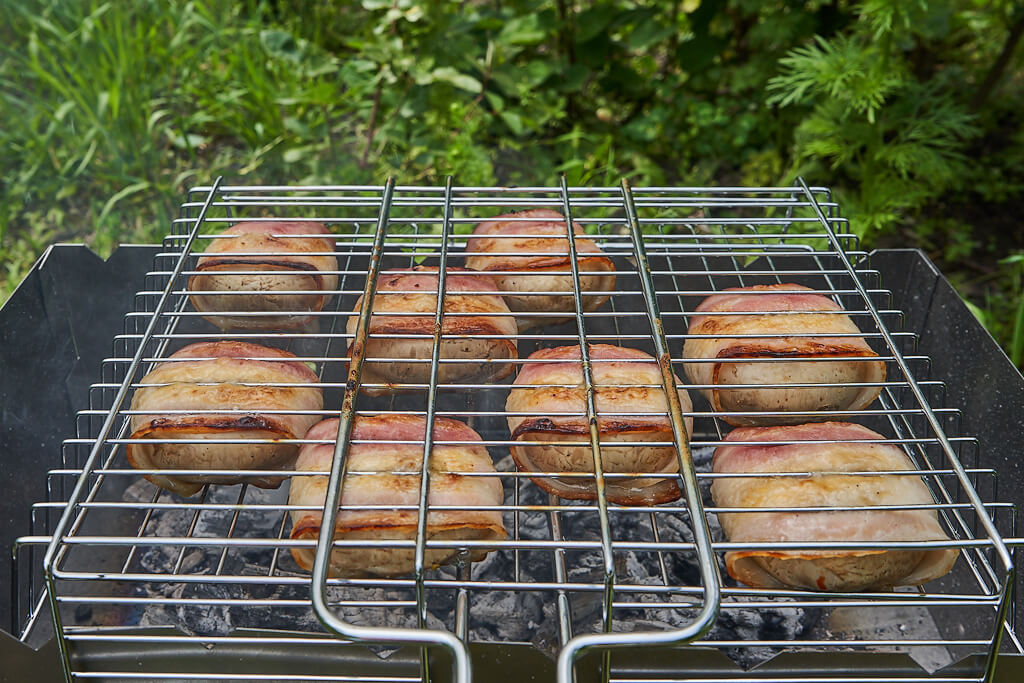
[26,180,1016,683]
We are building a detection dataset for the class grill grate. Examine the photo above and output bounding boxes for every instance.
[18,180,1017,682]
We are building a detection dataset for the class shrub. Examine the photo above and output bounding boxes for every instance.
[1,0,1021,362]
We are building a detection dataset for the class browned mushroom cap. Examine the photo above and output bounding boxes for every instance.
[712,421,957,591]
[684,284,885,426]
[189,222,338,330]
[288,415,506,577]
[127,341,322,497]
[347,266,517,396]
[506,344,693,505]
[465,209,615,330]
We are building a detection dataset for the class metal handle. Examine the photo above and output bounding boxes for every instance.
[556,179,723,683]
[308,177,471,683]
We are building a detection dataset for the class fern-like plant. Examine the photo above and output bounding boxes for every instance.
[767,1,981,239]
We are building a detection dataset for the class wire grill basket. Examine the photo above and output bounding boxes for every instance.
[17,179,1017,683]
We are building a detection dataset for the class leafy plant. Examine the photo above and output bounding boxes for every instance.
[991,253,1024,367]
[1,0,1022,364]
[766,3,984,240]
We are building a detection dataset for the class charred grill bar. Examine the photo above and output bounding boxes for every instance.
[3,181,1022,682]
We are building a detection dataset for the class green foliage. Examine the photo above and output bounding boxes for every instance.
[984,253,1024,368]
[769,35,905,122]
[1,0,1022,364]
[766,2,988,240]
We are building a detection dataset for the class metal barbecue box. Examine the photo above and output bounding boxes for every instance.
[2,180,1023,682]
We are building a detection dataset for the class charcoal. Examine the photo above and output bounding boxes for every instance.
[124,443,818,669]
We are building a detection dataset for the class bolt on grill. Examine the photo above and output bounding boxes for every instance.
[14,179,1018,683]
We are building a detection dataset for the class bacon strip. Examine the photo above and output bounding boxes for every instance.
[288,415,506,577]
[464,209,615,330]
[506,344,693,505]
[684,284,886,426]
[189,221,338,331]
[126,341,322,497]
[711,422,958,591]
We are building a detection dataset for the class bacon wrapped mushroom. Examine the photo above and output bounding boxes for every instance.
[188,221,338,330]
[126,341,322,497]
[683,284,886,426]
[506,344,693,505]
[465,209,616,330]
[349,266,517,396]
[712,422,958,591]
[288,415,506,577]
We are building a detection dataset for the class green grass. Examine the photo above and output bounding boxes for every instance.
[1,0,1022,367]
[0,0,607,299]
[0,0,368,299]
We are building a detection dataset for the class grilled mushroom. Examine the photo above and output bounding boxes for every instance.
[465,209,616,330]
[712,421,958,591]
[506,344,693,505]
[349,266,517,395]
[683,284,886,426]
[188,221,338,330]
[288,415,506,577]
[126,341,322,497]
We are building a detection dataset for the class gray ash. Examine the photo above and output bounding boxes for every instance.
[120,447,817,669]
[471,449,815,668]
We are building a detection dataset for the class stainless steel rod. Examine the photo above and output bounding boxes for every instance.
[306,178,470,683]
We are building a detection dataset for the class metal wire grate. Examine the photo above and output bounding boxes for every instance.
[17,180,1017,683]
